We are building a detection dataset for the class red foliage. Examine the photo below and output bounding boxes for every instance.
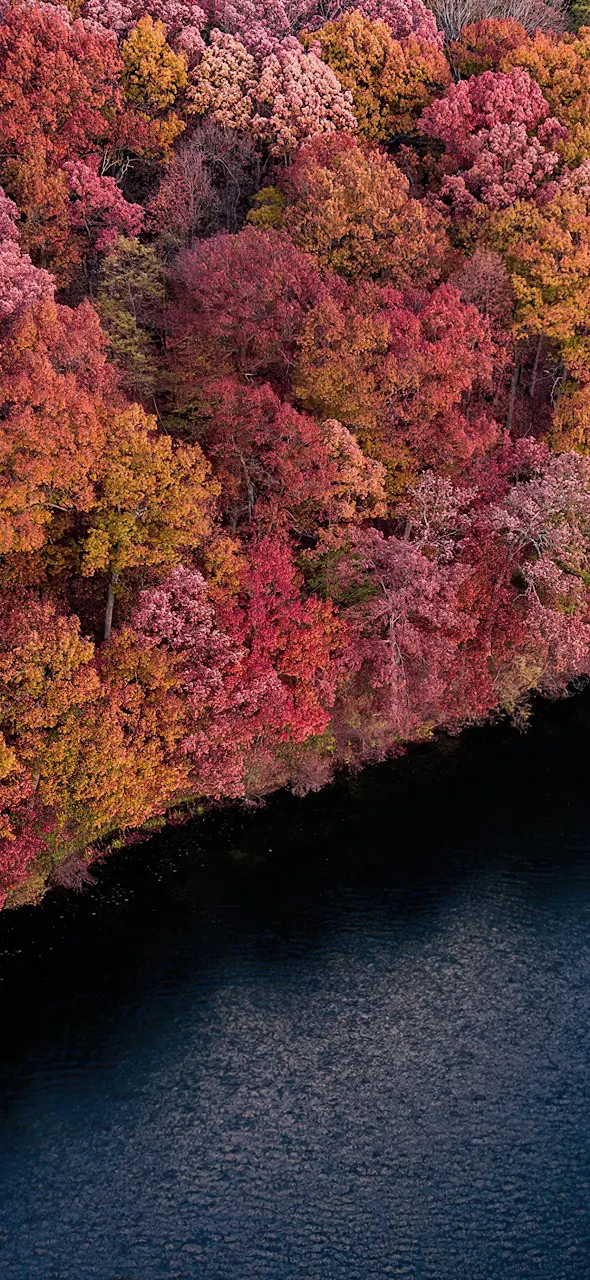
[195,376,386,533]
[169,227,329,394]
[0,2,122,167]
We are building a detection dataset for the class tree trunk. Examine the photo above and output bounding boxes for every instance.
[529,335,543,401]
[104,570,119,641]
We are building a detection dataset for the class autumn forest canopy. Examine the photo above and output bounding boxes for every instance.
[3,0,590,906]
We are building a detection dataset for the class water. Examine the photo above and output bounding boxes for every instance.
[1,695,590,1279]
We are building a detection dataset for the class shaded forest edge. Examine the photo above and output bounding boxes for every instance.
[2,0,590,906]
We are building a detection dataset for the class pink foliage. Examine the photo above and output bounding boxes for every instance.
[189,29,357,155]
[420,68,567,211]
[380,283,501,468]
[65,159,144,251]
[0,827,46,904]
[133,565,256,797]
[215,0,318,53]
[0,240,54,323]
[336,524,476,744]
[0,184,54,323]
[357,0,442,46]
[252,35,357,156]
[134,544,346,790]
[83,0,207,52]
[0,187,19,242]
[450,247,515,331]
[216,0,442,47]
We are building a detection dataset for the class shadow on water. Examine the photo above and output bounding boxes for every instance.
[1,690,590,1278]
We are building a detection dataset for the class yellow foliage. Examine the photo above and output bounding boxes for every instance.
[122,15,187,113]
[81,403,219,579]
[551,380,590,453]
[305,11,450,141]
[488,172,590,369]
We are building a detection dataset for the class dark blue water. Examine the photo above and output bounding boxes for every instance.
[1,695,590,1279]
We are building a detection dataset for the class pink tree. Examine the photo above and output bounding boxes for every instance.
[0,183,54,324]
[83,0,207,57]
[65,159,144,251]
[187,30,357,156]
[132,565,258,797]
[420,68,567,212]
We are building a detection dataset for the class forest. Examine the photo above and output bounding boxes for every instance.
[1,0,590,906]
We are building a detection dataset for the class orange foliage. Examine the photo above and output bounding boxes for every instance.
[306,10,450,141]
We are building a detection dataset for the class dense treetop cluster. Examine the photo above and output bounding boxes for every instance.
[1,0,590,906]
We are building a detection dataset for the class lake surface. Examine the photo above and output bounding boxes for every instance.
[1,694,590,1279]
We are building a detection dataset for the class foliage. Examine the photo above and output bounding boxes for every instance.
[275,131,450,286]
[169,226,328,393]
[96,236,165,397]
[488,162,590,368]
[306,10,451,142]
[419,67,566,213]
[188,28,357,156]
[122,15,188,111]
[3,0,590,905]
[448,18,528,76]
[501,28,590,168]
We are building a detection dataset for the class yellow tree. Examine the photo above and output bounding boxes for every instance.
[121,15,187,148]
[304,10,450,142]
[488,165,590,368]
[80,404,219,638]
[266,131,449,287]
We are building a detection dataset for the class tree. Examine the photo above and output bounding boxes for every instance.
[450,247,515,331]
[79,403,218,638]
[228,535,346,744]
[64,158,144,253]
[550,379,590,454]
[187,29,357,156]
[295,282,499,492]
[0,2,123,168]
[330,524,476,749]
[122,15,188,111]
[147,124,263,251]
[169,226,328,396]
[132,564,259,798]
[187,30,259,131]
[419,68,566,214]
[274,131,449,286]
[194,375,386,532]
[213,0,319,51]
[0,300,115,557]
[306,10,450,142]
[213,0,443,48]
[501,28,590,168]
[84,0,207,60]
[354,0,443,46]
[448,18,528,76]
[488,162,590,371]
[484,451,590,690]
[96,236,165,399]
[0,241,54,327]
[427,0,566,42]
